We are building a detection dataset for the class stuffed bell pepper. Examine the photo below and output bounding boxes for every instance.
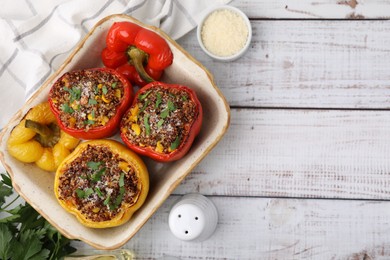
[7,102,80,172]
[101,21,173,87]
[54,139,149,228]
[120,82,203,162]
[48,68,132,139]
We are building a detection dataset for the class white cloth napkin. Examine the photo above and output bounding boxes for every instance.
[0,0,231,130]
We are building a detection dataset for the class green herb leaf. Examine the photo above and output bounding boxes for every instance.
[75,188,85,199]
[103,194,111,206]
[76,188,94,199]
[95,187,104,199]
[160,100,176,119]
[170,135,181,151]
[64,86,81,102]
[160,107,169,119]
[84,120,95,125]
[0,182,12,207]
[87,161,102,170]
[144,115,150,136]
[0,223,13,259]
[138,90,152,100]
[113,186,125,209]
[168,100,176,111]
[0,173,12,187]
[16,228,47,260]
[139,100,150,114]
[88,98,97,105]
[181,95,188,101]
[157,119,164,128]
[111,82,118,88]
[84,188,94,197]
[102,85,108,95]
[60,103,74,114]
[119,172,125,187]
[91,168,106,182]
[155,92,162,108]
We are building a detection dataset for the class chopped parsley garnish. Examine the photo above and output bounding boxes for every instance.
[76,188,94,199]
[160,107,169,119]
[144,115,151,136]
[64,86,81,102]
[160,100,176,119]
[102,85,108,95]
[157,119,164,128]
[75,188,84,198]
[111,173,126,209]
[87,161,102,170]
[103,194,111,206]
[139,90,152,100]
[95,187,104,198]
[87,161,105,182]
[155,92,162,108]
[111,82,118,88]
[170,135,181,151]
[84,120,95,125]
[119,171,125,187]
[139,100,150,113]
[61,103,74,114]
[91,167,106,182]
[168,100,176,111]
[88,98,97,105]
[113,186,125,209]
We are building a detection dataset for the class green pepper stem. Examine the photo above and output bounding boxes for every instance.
[25,120,52,137]
[128,47,155,83]
[25,119,60,148]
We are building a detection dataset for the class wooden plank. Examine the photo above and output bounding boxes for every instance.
[232,0,390,19]
[75,196,390,259]
[173,108,390,200]
[179,20,390,109]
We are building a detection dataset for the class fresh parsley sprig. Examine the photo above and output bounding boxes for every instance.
[0,172,76,260]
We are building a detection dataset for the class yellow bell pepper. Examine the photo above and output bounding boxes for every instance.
[7,102,80,171]
[54,139,149,228]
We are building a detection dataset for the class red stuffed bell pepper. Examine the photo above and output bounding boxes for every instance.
[48,68,132,139]
[120,82,203,162]
[101,21,173,87]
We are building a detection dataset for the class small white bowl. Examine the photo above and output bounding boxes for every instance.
[197,5,252,62]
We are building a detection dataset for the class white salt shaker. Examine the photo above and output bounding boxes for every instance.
[168,193,218,242]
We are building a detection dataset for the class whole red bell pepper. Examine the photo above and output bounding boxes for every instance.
[101,21,173,87]
[120,81,203,162]
[48,68,132,140]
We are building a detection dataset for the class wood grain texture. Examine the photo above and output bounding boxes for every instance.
[173,109,390,200]
[232,0,390,19]
[75,195,390,259]
[178,20,390,109]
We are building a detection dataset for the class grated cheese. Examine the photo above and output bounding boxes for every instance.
[201,9,249,57]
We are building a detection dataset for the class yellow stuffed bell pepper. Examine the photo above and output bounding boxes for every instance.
[54,139,149,228]
[7,102,80,171]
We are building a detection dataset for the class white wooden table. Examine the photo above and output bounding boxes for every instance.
[77,0,390,259]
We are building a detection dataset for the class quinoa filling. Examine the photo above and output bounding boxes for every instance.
[57,144,141,222]
[121,86,197,154]
[50,70,124,131]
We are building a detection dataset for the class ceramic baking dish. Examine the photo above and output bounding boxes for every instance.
[0,14,230,249]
